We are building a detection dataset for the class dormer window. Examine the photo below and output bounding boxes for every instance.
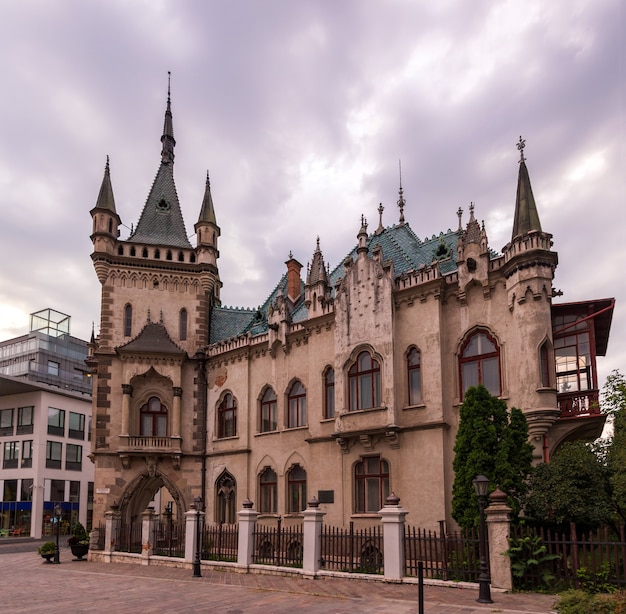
[156,198,170,212]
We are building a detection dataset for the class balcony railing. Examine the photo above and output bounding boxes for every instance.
[557,390,601,418]
[124,436,174,449]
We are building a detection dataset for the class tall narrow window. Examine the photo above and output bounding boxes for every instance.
[0,408,13,435]
[259,467,277,513]
[259,388,277,433]
[21,440,32,468]
[46,441,62,469]
[216,472,237,523]
[323,367,335,419]
[140,396,168,437]
[3,441,18,469]
[287,465,307,513]
[65,444,83,471]
[354,456,389,513]
[348,351,381,411]
[554,316,593,393]
[68,412,85,440]
[459,330,501,397]
[287,381,307,428]
[124,304,133,337]
[179,308,188,341]
[217,393,237,438]
[407,347,422,405]
[47,408,65,436]
[540,342,551,388]
[17,406,34,435]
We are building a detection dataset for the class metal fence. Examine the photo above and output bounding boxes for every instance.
[114,521,142,553]
[201,523,239,562]
[320,522,384,574]
[252,519,303,568]
[153,520,185,558]
[404,524,481,582]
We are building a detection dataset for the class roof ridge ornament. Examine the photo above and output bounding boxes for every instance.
[397,159,406,224]
[517,135,526,164]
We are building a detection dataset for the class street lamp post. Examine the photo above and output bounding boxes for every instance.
[193,496,202,578]
[53,503,62,564]
[472,474,493,604]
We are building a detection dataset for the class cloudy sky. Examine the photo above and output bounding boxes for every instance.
[0,0,624,385]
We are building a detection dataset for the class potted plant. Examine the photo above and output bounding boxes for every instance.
[67,521,89,560]
[38,541,56,562]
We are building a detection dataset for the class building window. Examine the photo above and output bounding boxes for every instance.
[459,329,501,397]
[69,480,80,502]
[287,381,307,428]
[554,315,594,393]
[179,308,188,341]
[348,351,381,411]
[287,465,307,513]
[47,407,65,436]
[217,393,237,439]
[216,471,236,524]
[407,347,422,405]
[65,444,83,471]
[3,441,18,469]
[259,388,277,433]
[47,360,60,376]
[68,412,85,440]
[17,406,34,435]
[0,408,14,436]
[354,456,389,513]
[323,367,335,419]
[259,467,277,514]
[21,440,33,468]
[21,478,33,502]
[46,441,62,469]
[540,342,552,388]
[3,479,17,502]
[124,303,133,337]
[140,396,168,437]
[50,479,65,502]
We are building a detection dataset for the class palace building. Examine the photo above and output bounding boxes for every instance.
[88,87,614,530]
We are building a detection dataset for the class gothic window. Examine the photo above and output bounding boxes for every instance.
[166,250,172,261]
[179,308,188,341]
[354,456,389,513]
[553,315,594,393]
[259,467,277,514]
[215,471,236,524]
[154,249,160,259]
[108,219,113,234]
[348,351,381,411]
[190,253,196,263]
[124,304,132,337]
[323,367,335,419]
[287,465,307,513]
[130,246,136,257]
[140,396,168,437]
[117,245,124,255]
[540,341,552,388]
[217,393,237,439]
[287,380,306,428]
[178,251,184,262]
[459,329,501,397]
[407,347,422,405]
[142,247,148,258]
[259,387,277,433]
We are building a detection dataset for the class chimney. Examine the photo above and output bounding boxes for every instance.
[285,253,303,302]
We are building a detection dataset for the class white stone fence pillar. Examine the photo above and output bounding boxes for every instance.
[141,507,158,564]
[103,508,121,563]
[302,497,326,575]
[237,499,259,568]
[378,493,408,581]
[185,502,205,564]
[485,488,513,590]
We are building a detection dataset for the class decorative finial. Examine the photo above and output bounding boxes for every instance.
[288,250,293,259]
[469,202,475,220]
[147,308,151,323]
[457,207,463,231]
[316,236,320,251]
[377,203,384,233]
[167,71,171,103]
[397,159,406,224]
[517,135,526,163]
[105,155,110,173]
[206,170,210,188]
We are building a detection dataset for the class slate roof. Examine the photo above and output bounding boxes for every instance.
[117,322,186,355]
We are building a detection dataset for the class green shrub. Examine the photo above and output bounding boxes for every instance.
[555,589,626,614]
[506,533,560,590]
[37,541,56,555]
[577,563,618,594]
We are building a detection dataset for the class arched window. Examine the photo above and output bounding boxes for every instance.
[217,393,237,438]
[142,247,148,258]
[178,251,184,262]
[123,304,132,337]
[108,219,113,234]
[259,467,277,513]
[154,248,160,259]
[287,381,306,428]
[323,367,335,419]
[459,329,501,397]
[130,246,136,257]
[215,471,236,524]
[348,351,381,411]
[166,250,172,261]
[140,396,167,437]
[179,308,188,341]
[407,347,422,405]
[260,388,277,433]
[190,253,196,263]
[540,341,551,388]
[354,456,389,513]
[287,465,307,513]
[117,245,124,255]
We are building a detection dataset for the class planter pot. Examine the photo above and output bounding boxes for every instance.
[41,553,54,563]
[70,543,89,560]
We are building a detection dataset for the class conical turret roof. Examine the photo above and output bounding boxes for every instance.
[512,137,542,238]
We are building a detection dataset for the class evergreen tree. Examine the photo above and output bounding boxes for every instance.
[452,385,532,529]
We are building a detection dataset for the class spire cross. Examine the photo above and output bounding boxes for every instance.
[397,159,406,223]
[517,135,526,163]
[167,71,171,103]
[457,207,463,230]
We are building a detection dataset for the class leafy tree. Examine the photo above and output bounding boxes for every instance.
[606,370,626,520]
[452,385,534,529]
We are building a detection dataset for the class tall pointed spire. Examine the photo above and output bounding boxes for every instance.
[161,71,175,165]
[397,159,406,224]
[512,136,542,239]
[198,171,217,224]
[94,156,117,214]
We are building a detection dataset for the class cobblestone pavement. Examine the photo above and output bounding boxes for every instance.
[1,543,558,613]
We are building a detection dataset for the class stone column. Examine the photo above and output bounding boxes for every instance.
[172,387,182,439]
[121,384,133,437]
[237,499,259,569]
[485,488,513,590]
[302,497,326,575]
[141,508,158,564]
[184,503,205,564]
[104,508,121,563]
[378,493,408,581]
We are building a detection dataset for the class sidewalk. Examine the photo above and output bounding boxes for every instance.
[3,546,558,613]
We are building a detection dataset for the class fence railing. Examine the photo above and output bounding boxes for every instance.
[114,521,142,553]
[153,520,185,558]
[320,522,384,574]
[512,522,626,590]
[202,523,238,562]
[404,524,481,582]
[253,519,303,568]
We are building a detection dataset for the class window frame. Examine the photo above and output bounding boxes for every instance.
[286,380,307,428]
[47,407,65,436]
[3,441,18,469]
[407,346,422,406]
[217,393,237,439]
[323,367,335,419]
[287,464,307,513]
[0,408,14,436]
[348,350,381,411]
[21,440,33,468]
[458,329,501,398]
[68,412,85,440]
[46,440,62,469]
[259,467,278,514]
[259,387,278,433]
[553,315,595,393]
[179,308,188,341]
[140,396,168,438]
[124,303,133,337]
[17,406,34,435]
[354,456,390,514]
[65,443,83,471]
